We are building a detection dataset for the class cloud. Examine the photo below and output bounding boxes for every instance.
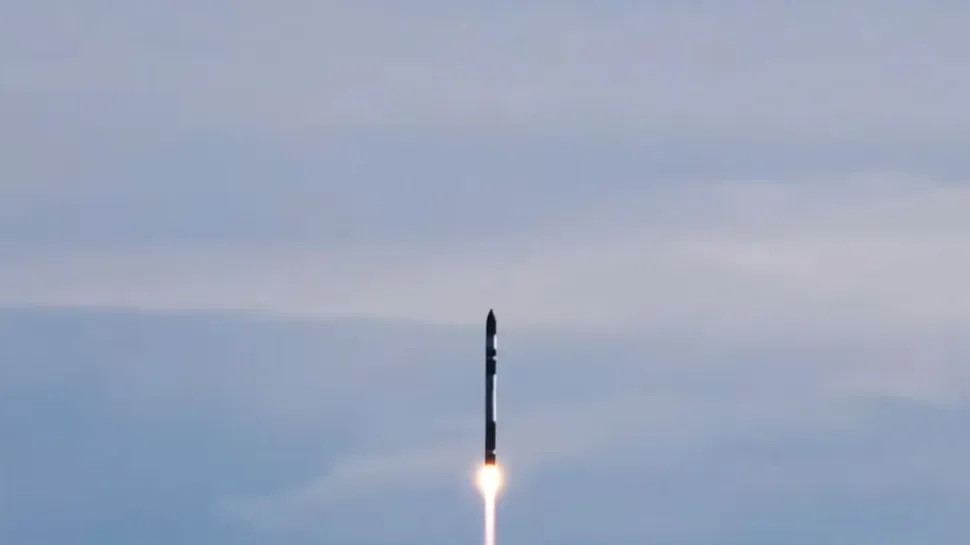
[5,2,970,265]
[2,305,968,544]
[4,2,970,544]
[9,175,970,409]
[3,175,968,335]
[223,385,836,531]
[0,0,970,543]
[3,2,970,132]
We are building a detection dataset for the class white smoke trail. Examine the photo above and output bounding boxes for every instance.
[483,492,496,545]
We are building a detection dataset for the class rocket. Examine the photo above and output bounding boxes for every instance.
[485,309,497,465]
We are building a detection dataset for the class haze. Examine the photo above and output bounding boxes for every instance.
[3,2,970,544]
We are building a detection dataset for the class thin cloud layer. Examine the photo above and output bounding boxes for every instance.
[5,2,969,131]
[3,177,968,336]
[7,307,966,544]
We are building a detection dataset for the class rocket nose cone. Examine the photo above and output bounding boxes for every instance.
[486,309,496,335]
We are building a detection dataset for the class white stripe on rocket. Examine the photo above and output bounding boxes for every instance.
[492,376,497,421]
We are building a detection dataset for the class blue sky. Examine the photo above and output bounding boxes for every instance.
[3,2,970,544]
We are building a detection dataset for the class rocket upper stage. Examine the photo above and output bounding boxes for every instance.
[485,309,497,465]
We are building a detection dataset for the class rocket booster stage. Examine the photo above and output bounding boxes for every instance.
[485,309,497,465]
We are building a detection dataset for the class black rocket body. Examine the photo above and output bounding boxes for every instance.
[485,309,497,465]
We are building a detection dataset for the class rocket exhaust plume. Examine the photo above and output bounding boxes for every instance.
[478,310,502,545]
[477,464,502,545]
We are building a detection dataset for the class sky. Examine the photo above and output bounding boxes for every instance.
[2,1,970,543]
